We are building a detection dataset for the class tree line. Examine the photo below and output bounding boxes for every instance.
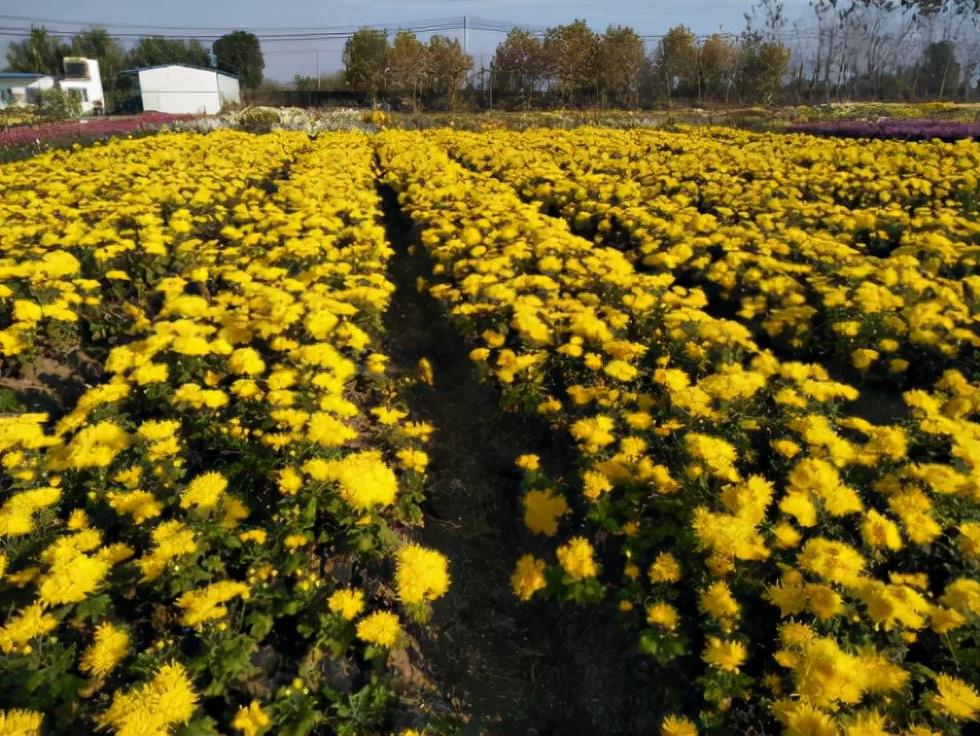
[331,29,472,110]
[4,0,979,113]
[342,0,978,109]
[487,23,794,108]
[333,22,790,110]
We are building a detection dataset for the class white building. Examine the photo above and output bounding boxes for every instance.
[121,64,241,115]
[58,57,105,114]
[0,58,104,112]
[0,72,55,108]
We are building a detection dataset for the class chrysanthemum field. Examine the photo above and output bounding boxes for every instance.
[0,126,978,736]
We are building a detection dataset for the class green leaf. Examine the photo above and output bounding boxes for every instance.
[248,612,274,639]
[72,594,112,623]
[176,717,222,736]
[0,388,24,412]
[197,634,259,696]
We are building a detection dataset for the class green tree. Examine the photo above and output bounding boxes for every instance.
[699,34,737,102]
[543,20,601,106]
[293,74,316,92]
[655,25,699,103]
[126,37,211,69]
[491,28,546,109]
[343,28,390,103]
[388,30,428,110]
[735,35,790,103]
[5,26,70,75]
[918,41,961,98]
[598,25,646,108]
[70,27,125,110]
[213,31,265,90]
[425,35,473,110]
[38,86,81,119]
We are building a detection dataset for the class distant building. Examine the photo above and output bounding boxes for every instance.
[0,58,104,113]
[119,65,241,115]
[58,57,105,114]
[0,72,55,108]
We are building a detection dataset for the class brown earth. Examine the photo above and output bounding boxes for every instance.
[379,186,665,736]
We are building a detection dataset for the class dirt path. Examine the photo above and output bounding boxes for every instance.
[378,187,663,736]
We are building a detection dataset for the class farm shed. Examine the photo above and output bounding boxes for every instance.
[0,72,55,108]
[120,64,240,115]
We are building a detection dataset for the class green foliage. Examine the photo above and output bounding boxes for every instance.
[543,20,601,105]
[331,681,390,736]
[213,31,265,90]
[656,25,698,101]
[235,107,281,133]
[126,37,211,69]
[0,387,24,412]
[38,86,82,120]
[5,26,69,75]
[490,29,546,110]
[342,29,389,103]
[918,41,962,98]
[425,36,473,111]
[598,25,646,108]
[736,35,791,104]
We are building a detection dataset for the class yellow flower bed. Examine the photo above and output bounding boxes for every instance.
[0,132,448,735]
[2,124,978,736]
[443,127,980,385]
[378,128,980,735]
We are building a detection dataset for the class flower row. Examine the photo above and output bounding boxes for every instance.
[1,132,447,736]
[378,129,980,735]
[441,127,980,387]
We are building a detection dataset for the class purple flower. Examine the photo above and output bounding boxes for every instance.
[790,119,978,142]
[0,112,195,149]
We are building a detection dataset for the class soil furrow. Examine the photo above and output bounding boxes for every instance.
[377,184,662,736]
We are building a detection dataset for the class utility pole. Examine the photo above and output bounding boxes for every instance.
[315,51,320,90]
[463,16,467,55]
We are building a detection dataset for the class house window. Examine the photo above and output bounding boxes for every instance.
[63,61,89,79]
[67,88,89,102]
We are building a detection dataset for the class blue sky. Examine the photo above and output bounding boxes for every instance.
[0,0,811,81]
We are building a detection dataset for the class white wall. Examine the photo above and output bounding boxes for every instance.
[0,76,55,107]
[137,65,231,115]
[58,58,105,114]
[216,72,240,107]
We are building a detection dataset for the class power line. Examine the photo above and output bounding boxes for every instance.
[0,14,545,38]
[0,13,469,32]
[0,23,467,42]
[0,15,828,45]
[0,19,542,42]
[263,48,347,55]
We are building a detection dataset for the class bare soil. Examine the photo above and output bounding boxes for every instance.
[378,187,664,736]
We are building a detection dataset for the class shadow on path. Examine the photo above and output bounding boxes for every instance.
[378,185,662,736]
